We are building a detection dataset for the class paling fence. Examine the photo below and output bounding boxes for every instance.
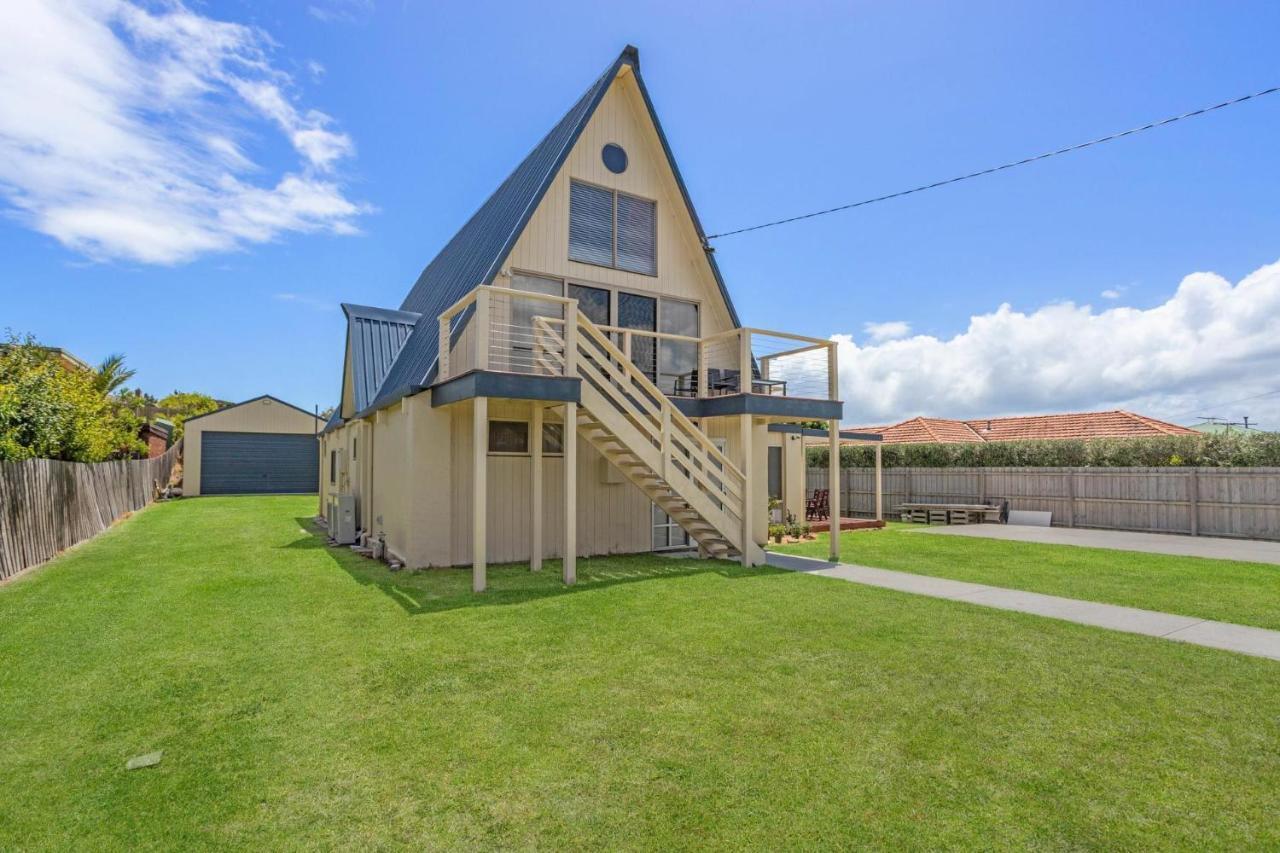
[0,441,182,580]
[806,466,1280,541]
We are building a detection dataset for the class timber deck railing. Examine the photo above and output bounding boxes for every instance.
[436,285,839,402]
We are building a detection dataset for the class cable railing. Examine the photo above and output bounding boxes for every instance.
[436,286,838,402]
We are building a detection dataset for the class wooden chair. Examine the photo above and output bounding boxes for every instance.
[807,488,829,521]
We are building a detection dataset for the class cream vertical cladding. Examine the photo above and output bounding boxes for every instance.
[782,432,806,523]
[402,392,452,568]
[502,67,736,337]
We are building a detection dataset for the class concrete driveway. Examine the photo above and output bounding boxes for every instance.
[912,524,1280,566]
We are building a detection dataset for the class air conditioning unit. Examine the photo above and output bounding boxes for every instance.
[330,495,357,544]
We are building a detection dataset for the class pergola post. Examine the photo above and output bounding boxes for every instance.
[563,402,577,585]
[472,397,488,592]
[530,404,543,571]
[874,442,883,521]
[828,419,840,562]
[740,414,754,567]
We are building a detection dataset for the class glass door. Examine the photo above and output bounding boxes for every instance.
[618,291,657,382]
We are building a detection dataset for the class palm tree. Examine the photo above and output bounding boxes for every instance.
[94,353,136,395]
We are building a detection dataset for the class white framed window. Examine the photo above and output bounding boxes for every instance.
[569,180,656,275]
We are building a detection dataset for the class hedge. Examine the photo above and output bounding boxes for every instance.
[805,431,1280,469]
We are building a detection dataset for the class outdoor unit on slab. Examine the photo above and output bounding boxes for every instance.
[331,495,357,545]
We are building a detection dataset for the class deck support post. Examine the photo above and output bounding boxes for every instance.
[874,442,883,521]
[828,418,840,562]
[563,402,577,585]
[740,413,754,567]
[531,404,543,571]
[472,397,488,592]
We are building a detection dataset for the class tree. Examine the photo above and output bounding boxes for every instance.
[158,390,221,440]
[93,353,136,395]
[0,334,144,462]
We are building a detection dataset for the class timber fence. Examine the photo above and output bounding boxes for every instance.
[0,441,181,580]
[807,465,1280,541]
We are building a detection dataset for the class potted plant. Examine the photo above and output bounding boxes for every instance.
[768,523,786,544]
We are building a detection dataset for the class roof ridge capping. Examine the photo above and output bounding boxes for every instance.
[342,303,422,324]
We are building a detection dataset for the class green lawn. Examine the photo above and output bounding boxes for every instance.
[3,497,1279,849]
[772,523,1280,630]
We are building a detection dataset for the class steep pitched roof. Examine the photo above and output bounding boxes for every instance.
[360,45,741,416]
[341,303,420,415]
[852,410,1198,444]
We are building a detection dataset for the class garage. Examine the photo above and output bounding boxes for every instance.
[183,396,324,497]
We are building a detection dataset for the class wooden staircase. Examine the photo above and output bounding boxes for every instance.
[536,312,765,565]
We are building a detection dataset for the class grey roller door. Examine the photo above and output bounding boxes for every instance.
[200,431,318,495]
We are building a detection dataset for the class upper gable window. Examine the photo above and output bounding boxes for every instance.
[569,180,656,275]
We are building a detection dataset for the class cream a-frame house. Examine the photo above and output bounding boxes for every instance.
[320,46,854,591]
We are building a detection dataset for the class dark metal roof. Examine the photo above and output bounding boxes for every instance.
[341,303,420,415]
[321,408,344,435]
[359,44,743,417]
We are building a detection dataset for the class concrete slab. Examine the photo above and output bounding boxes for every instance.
[911,524,1280,566]
[766,551,1280,662]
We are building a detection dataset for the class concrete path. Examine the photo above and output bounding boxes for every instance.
[911,524,1280,566]
[766,551,1280,662]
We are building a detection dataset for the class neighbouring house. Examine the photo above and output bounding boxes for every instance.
[849,411,1198,445]
[319,45,867,590]
[137,419,173,458]
[184,396,323,496]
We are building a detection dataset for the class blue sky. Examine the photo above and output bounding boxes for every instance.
[2,0,1278,426]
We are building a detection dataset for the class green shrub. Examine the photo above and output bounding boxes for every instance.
[805,431,1280,469]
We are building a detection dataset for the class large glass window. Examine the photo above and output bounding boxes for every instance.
[569,180,656,275]
[618,291,657,381]
[658,298,699,396]
[568,283,610,325]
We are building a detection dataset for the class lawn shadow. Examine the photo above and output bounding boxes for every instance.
[285,517,785,615]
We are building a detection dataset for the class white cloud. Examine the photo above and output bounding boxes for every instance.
[308,0,374,24]
[0,0,367,264]
[1101,289,1121,300]
[835,259,1280,429]
[862,320,912,342]
[274,292,333,311]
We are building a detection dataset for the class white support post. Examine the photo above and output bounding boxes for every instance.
[472,397,488,592]
[531,404,543,571]
[697,338,708,398]
[563,402,577,585]
[563,302,578,377]
[475,287,490,371]
[439,315,451,381]
[874,442,883,522]
[740,414,754,567]
[827,341,839,402]
[739,329,752,395]
[828,418,840,562]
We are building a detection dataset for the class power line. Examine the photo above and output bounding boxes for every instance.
[1171,388,1280,420]
[705,84,1280,240]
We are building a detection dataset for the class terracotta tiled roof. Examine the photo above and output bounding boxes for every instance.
[850,410,1197,445]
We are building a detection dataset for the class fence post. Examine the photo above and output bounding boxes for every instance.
[1189,468,1199,536]
[1066,468,1076,528]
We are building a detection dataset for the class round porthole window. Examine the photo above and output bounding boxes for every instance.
[602,143,628,174]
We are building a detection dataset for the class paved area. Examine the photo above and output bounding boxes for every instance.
[767,551,1280,661]
[911,523,1280,565]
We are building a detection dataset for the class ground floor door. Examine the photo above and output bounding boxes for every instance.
[200,431,319,495]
